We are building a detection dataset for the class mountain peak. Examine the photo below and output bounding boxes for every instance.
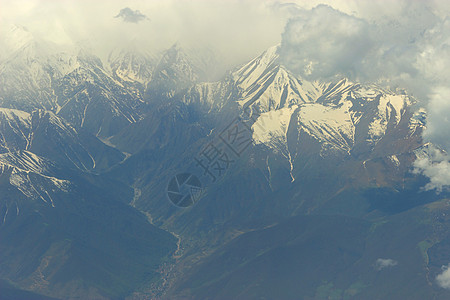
[160,42,190,65]
[231,45,322,111]
[1,24,38,61]
[77,48,103,68]
[146,43,201,100]
[169,41,182,51]
[108,44,156,84]
[3,24,34,50]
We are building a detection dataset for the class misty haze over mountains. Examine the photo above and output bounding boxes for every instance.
[1,1,450,299]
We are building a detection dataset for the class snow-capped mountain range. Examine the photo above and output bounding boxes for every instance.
[0,22,428,235]
[0,24,439,300]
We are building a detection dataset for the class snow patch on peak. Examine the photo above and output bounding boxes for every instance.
[0,108,31,153]
[1,24,34,58]
[237,66,322,111]
[367,94,409,143]
[389,154,400,167]
[233,45,280,89]
[0,151,51,175]
[252,105,298,182]
[382,94,408,123]
[317,78,355,104]
[297,101,355,154]
[109,47,155,84]
[0,151,71,205]
[352,85,384,98]
[252,105,298,145]
[231,46,327,113]
[0,108,31,122]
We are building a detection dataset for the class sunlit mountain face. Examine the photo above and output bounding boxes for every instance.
[1,2,450,299]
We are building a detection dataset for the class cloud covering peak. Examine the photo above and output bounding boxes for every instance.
[277,2,450,191]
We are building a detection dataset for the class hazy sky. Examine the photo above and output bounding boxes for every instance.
[0,0,291,65]
[2,0,447,67]
[1,0,450,190]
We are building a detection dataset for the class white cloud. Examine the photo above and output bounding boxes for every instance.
[374,258,398,271]
[114,7,149,23]
[279,2,440,89]
[414,145,450,193]
[279,5,372,80]
[437,264,450,289]
[423,88,450,151]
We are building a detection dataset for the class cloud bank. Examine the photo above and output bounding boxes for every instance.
[414,145,450,192]
[278,2,450,191]
[437,264,450,289]
[280,5,372,80]
[0,0,291,70]
[279,2,438,94]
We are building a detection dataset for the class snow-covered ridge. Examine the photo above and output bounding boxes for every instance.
[297,101,355,153]
[0,107,30,124]
[233,46,323,111]
[0,108,31,153]
[233,45,280,89]
[0,151,71,207]
[109,47,155,84]
[0,108,103,172]
[0,29,422,166]
[366,93,409,142]
[172,45,419,161]
[0,25,145,136]
[0,150,53,175]
[248,73,414,158]
[253,105,298,145]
